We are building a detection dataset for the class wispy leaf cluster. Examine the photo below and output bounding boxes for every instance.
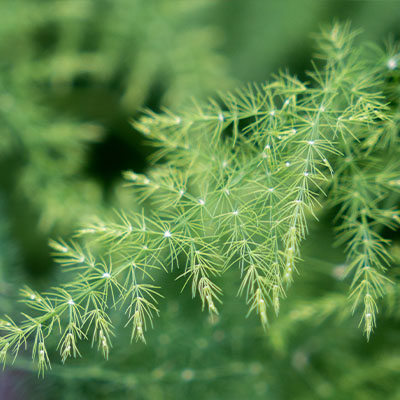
[1,24,399,374]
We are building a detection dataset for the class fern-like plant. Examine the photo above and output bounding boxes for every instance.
[1,24,399,377]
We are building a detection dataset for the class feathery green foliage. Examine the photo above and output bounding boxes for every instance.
[0,24,399,380]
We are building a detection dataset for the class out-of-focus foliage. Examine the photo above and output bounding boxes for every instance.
[0,194,22,313]
[217,0,400,82]
[0,0,230,234]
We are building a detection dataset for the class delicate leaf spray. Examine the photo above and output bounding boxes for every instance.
[0,24,399,375]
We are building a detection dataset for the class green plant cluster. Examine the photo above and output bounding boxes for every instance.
[1,26,399,388]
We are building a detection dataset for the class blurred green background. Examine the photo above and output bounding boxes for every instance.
[0,1,400,399]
